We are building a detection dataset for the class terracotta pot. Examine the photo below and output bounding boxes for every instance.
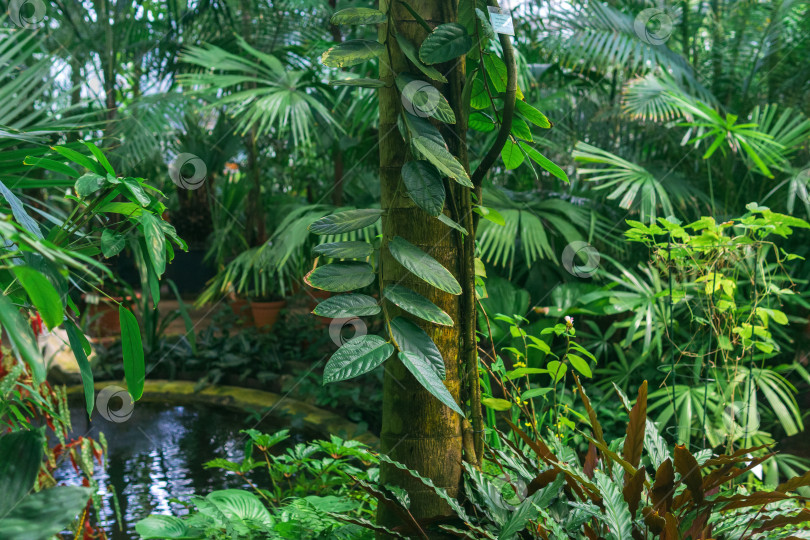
[250,300,287,332]
[229,298,254,327]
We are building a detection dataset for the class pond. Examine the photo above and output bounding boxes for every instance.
[55,401,304,540]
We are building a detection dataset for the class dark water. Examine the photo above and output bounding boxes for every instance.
[55,401,299,540]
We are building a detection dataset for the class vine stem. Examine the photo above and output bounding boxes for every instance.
[470,1,517,197]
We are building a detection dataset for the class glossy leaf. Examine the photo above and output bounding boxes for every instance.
[419,23,472,64]
[411,137,472,187]
[515,100,551,128]
[396,73,455,124]
[389,316,445,379]
[383,284,453,326]
[0,292,44,382]
[312,241,374,259]
[482,53,524,99]
[83,141,115,175]
[519,142,569,182]
[0,179,42,238]
[206,489,274,532]
[437,214,468,235]
[120,305,145,401]
[330,7,386,25]
[101,229,127,258]
[324,335,394,383]
[469,112,496,132]
[401,160,445,216]
[305,262,376,292]
[141,213,166,277]
[501,139,524,169]
[0,430,43,516]
[0,486,94,540]
[312,293,381,318]
[388,236,461,295]
[329,78,386,87]
[12,267,62,330]
[135,515,192,539]
[399,351,463,415]
[395,34,447,83]
[74,172,107,197]
[568,354,592,378]
[309,209,383,235]
[321,40,386,68]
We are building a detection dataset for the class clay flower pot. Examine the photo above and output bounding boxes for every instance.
[250,299,287,332]
[228,297,254,327]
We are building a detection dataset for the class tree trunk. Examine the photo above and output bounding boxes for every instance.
[377,0,466,530]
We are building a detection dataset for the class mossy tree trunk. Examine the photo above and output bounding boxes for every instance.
[377,0,473,529]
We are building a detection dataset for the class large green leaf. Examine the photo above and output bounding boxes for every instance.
[140,213,166,277]
[312,293,381,318]
[205,489,274,534]
[515,100,551,128]
[398,351,462,415]
[309,209,383,235]
[135,515,198,539]
[396,73,456,124]
[305,262,376,292]
[0,179,42,238]
[101,229,126,258]
[65,321,96,417]
[74,172,107,198]
[330,7,386,25]
[411,137,472,187]
[395,34,447,83]
[401,160,445,216]
[0,430,43,516]
[0,486,93,540]
[321,40,386,68]
[0,293,44,382]
[519,142,569,182]
[120,305,145,401]
[121,177,151,207]
[312,241,373,259]
[593,470,633,540]
[389,316,446,379]
[419,23,472,64]
[324,335,394,383]
[12,267,62,330]
[388,236,461,295]
[501,139,524,169]
[383,284,453,326]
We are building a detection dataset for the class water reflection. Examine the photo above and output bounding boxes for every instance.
[56,402,292,540]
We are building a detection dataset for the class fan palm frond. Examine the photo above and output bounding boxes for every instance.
[179,35,339,148]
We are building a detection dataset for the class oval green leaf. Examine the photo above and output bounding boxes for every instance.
[309,209,383,235]
[388,236,461,295]
[411,136,472,187]
[324,335,394,383]
[140,213,166,277]
[482,397,513,411]
[401,160,445,216]
[312,241,374,259]
[383,284,453,326]
[389,316,445,379]
[312,293,381,318]
[501,139,524,170]
[398,351,463,416]
[568,354,593,378]
[515,100,551,128]
[305,262,376,292]
[395,34,447,83]
[321,40,386,68]
[330,7,386,25]
[396,73,456,124]
[419,23,473,64]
